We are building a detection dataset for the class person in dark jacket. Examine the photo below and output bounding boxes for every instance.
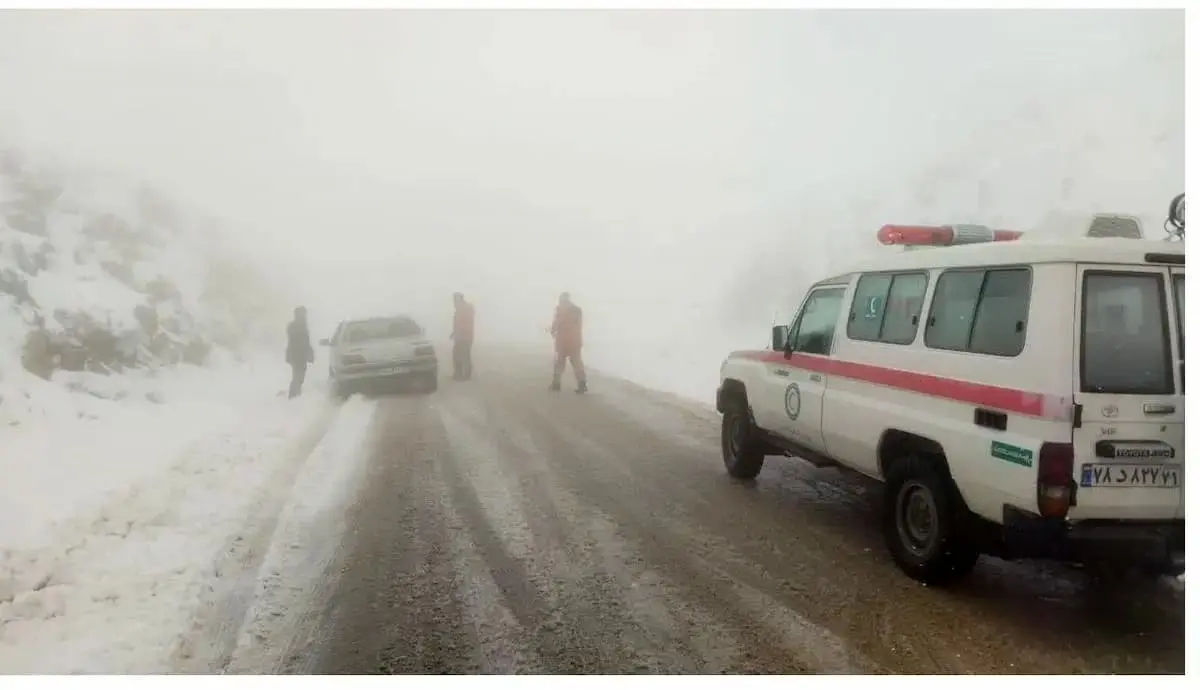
[286,306,314,398]
[451,292,476,381]
[549,292,586,393]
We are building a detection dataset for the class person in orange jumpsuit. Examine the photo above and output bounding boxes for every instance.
[549,292,587,393]
[451,292,475,381]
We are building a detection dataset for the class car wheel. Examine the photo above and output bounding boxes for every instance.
[720,395,765,480]
[425,372,439,393]
[883,455,979,586]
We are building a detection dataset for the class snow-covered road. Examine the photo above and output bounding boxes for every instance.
[0,358,379,674]
[0,351,1184,674]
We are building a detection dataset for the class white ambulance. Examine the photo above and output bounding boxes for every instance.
[716,210,1185,585]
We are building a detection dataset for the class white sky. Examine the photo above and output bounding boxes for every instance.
[0,8,1184,392]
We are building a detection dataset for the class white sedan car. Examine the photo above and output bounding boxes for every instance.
[321,315,439,397]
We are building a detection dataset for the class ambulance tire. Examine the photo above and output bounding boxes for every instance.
[883,455,979,586]
[721,396,766,480]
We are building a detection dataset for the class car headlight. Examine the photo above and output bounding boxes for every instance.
[415,345,435,356]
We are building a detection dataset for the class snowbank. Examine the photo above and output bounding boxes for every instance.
[0,356,350,674]
[222,393,379,674]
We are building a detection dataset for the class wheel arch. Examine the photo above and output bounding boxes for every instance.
[878,428,951,481]
[717,377,748,416]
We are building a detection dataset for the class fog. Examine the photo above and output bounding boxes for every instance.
[0,9,1184,400]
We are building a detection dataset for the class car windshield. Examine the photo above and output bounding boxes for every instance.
[342,317,423,343]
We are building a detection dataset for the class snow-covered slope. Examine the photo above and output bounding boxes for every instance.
[0,145,287,425]
[0,145,366,673]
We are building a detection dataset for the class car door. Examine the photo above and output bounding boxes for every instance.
[771,286,846,451]
[1072,264,1184,521]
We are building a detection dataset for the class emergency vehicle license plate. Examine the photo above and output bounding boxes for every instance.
[1080,463,1180,488]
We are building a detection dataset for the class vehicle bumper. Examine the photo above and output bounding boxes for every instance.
[333,357,438,384]
[1000,505,1184,575]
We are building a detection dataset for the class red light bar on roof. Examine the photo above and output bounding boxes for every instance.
[877,224,1024,247]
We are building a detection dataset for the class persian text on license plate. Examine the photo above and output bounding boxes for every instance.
[1080,463,1180,488]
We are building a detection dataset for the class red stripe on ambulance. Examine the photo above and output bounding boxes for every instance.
[730,350,1052,419]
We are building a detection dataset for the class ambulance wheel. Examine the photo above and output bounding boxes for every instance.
[721,396,765,480]
[883,455,979,586]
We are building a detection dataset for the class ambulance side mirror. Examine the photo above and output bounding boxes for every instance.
[771,325,789,352]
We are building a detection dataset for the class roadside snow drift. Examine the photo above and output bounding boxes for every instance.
[0,361,365,674]
[222,393,378,674]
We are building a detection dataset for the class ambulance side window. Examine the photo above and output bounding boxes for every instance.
[926,271,983,350]
[846,274,892,341]
[970,269,1032,356]
[925,267,1031,357]
[790,287,846,356]
[847,271,929,345]
[881,273,930,344]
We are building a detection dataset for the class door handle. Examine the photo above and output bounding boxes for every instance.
[809,374,822,383]
[1144,403,1176,415]
[773,368,791,377]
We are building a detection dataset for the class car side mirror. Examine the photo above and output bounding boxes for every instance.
[319,338,331,346]
[770,325,789,352]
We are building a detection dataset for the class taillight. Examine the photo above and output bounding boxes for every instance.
[1037,442,1075,519]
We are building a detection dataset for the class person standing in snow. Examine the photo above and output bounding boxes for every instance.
[286,306,314,398]
[451,292,476,381]
[549,292,587,393]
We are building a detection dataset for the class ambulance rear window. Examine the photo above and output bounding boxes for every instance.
[1081,272,1174,395]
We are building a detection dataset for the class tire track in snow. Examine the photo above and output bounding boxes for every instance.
[502,390,867,673]
[468,390,758,673]
[434,392,665,673]
[310,392,522,675]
